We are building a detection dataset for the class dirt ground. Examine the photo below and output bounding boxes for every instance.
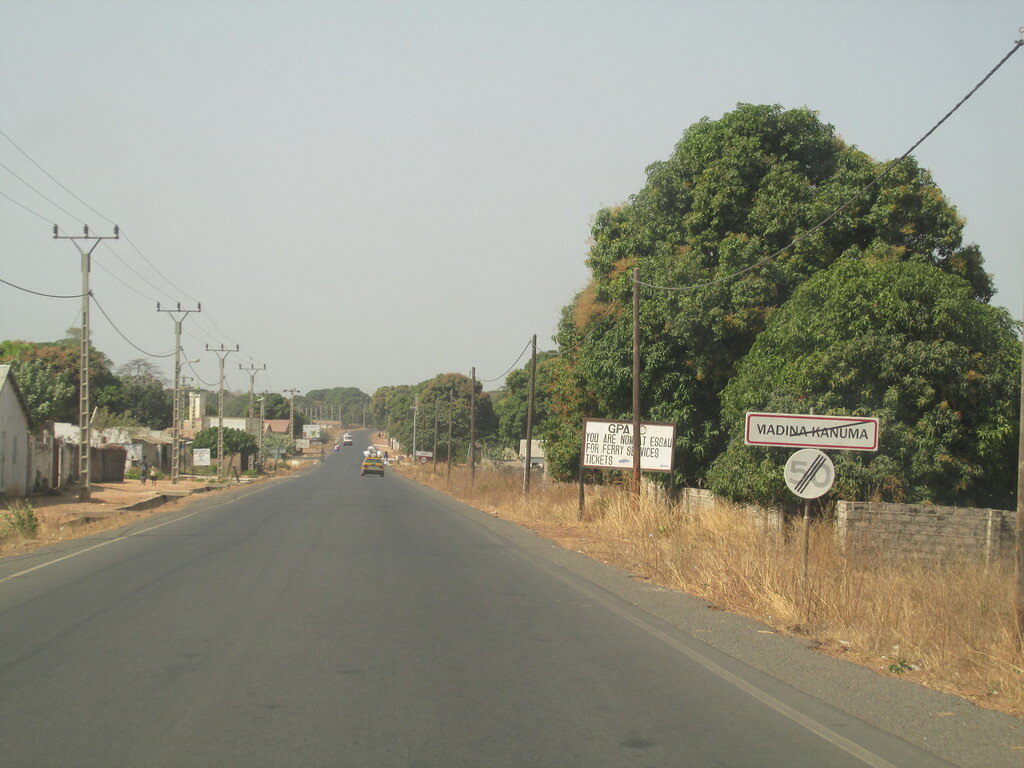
[0,464,313,560]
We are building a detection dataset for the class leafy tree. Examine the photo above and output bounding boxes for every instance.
[546,103,994,486]
[706,256,1020,508]
[4,358,76,425]
[492,351,560,452]
[0,337,119,424]
[304,387,371,425]
[191,427,257,458]
[373,374,497,462]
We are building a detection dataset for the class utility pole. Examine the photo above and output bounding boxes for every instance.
[157,302,201,485]
[205,344,238,481]
[447,390,454,484]
[257,393,266,469]
[432,399,439,475]
[53,224,119,500]
[1016,321,1024,645]
[412,395,419,464]
[632,267,642,499]
[523,333,537,495]
[239,363,266,436]
[178,375,194,474]
[284,389,300,439]
[470,367,477,486]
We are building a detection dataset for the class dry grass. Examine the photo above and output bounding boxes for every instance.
[403,463,1024,717]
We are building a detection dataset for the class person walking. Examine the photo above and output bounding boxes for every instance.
[138,458,149,485]
[149,464,158,485]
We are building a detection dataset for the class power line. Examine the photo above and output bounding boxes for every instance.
[91,292,175,358]
[0,159,87,226]
[478,339,533,383]
[185,356,217,387]
[0,275,88,299]
[637,35,1024,294]
[0,190,56,224]
[0,127,113,226]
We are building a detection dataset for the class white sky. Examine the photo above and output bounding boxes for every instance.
[1,1,1021,397]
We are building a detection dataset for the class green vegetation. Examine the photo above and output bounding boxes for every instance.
[537,102,1019,505]
[2,501,38,538]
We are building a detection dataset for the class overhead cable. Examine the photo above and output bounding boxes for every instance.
[638,35,1024,294]
[0,159,87,226]
[91,292,175,358]
[0,275,88,299]
[477,340,533,383]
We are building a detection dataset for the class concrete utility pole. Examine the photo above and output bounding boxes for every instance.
[523,333,537,495]
[632,267,642,499]
[157,302,201,485]
[205,344,238,481]
[470,367,477,486]
[257,393,266,469]
[53,224,119,500]
[284,389,300,439]
[239,363,266,436]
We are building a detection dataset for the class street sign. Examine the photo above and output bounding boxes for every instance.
[582,419,676,473]
[784,449,835,499]
[745,412,879,451]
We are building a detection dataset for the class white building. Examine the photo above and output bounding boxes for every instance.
[0,365,32,497]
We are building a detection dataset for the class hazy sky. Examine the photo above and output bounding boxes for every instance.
[1,1,1021,398]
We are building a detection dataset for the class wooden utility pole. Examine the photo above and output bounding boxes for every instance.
[432,399,439,475]
[412,395,419,463]
[54,224,119,500]
[206,344,238,481]
[1016,327,1024,645]
[157,302,200,485]
[447,390,454,484]
[470,367,477,486]
[523,333,537,495]
[632,267,642,499]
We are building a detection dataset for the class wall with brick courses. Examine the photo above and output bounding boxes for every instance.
[836,501,1016,561]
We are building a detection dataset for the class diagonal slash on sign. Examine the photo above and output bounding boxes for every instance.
[795,453,827,494]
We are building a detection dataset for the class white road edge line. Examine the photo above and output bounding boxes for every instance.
[537,561,903,768]
[0,486,266,585]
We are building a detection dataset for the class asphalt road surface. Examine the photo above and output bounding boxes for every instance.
[0,433,1010,767]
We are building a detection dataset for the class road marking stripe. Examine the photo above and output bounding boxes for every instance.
[0,485,272,585]
[533,560,902,768]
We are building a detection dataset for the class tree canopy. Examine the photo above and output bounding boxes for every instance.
[706,256,1020,508]
[543,103,1015,504]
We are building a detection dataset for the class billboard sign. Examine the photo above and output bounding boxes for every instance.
[192,448,211,467]
[582,419,676,473]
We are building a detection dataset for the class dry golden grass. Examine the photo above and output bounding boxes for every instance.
[403,463,1024,717]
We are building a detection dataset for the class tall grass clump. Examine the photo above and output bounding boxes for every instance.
[401,463,1024,715]
[3,500,39,539]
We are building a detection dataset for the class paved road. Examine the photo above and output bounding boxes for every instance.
[0,433,1000,766]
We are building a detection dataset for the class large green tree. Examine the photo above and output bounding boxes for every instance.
[707,256,1020,508]
[373,374,497,462]
[547,103,993,486]
[0,336,120,424]
[492,351,560,452]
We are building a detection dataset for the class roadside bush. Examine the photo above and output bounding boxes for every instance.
[3,501,38,538]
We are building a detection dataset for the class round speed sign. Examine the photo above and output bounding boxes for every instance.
[784,449,835,499]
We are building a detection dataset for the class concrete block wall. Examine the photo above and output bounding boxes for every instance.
[836,501,1016,561]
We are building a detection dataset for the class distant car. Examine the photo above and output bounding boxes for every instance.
[360,456,385,477]
[342,433,353,446]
